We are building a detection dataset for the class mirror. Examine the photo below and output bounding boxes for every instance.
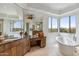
[33,22,43,31]
[0,4,24,38]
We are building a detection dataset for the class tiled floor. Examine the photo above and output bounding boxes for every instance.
[24,37,79,56]
[25,38,63,56]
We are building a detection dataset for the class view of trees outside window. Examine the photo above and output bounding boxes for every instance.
[60,16,76,33]
[48,16,76,33]
[48,17,58,32]
[10,20,23,32]
[60,16,69,33]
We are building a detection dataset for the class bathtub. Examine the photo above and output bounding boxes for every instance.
[56,34,79,56]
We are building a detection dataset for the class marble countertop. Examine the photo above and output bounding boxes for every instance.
[0,37,22,45]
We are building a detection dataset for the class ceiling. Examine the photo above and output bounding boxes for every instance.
[42,3,76,10]
[27,3,77,10]
[17,3,79,15]
[0,3,79,15]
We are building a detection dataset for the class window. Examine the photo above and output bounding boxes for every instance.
[48,17,58,32]
[60,16,76,33]
[70,16,76,33]
[60,16,69,33]
[10,20,23,32]
[48,16,76,33]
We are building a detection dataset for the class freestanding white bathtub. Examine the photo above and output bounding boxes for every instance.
[56,34,79,56]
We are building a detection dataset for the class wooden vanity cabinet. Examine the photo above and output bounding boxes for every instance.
[3,48,12,56]
[25,39,30,52]
[3,43,11,56]
[0,45,4,53]
[31,31,46,48]
[15,39,30,56]
[4,43,11,50]
[16,43,23,56]
[0,38,30,56]
[0,44,10,56]
[11,46,17,56]
[40,38,46,48]
[22,39,27,55]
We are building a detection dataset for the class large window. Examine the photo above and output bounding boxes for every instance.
[10,20,23,32]
[60,16,76,33]
[48,16,76,33]
[60,16,69,33]
[70,16,76,33]
[48,17,58,32]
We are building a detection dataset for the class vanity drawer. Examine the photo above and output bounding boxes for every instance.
[11,46,17,56]
[0,45,4,52]
[3,49,11,56]
[4,43,11,50]
[40,39,46,48]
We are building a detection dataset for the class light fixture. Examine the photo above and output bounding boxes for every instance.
[27,15,33,19]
